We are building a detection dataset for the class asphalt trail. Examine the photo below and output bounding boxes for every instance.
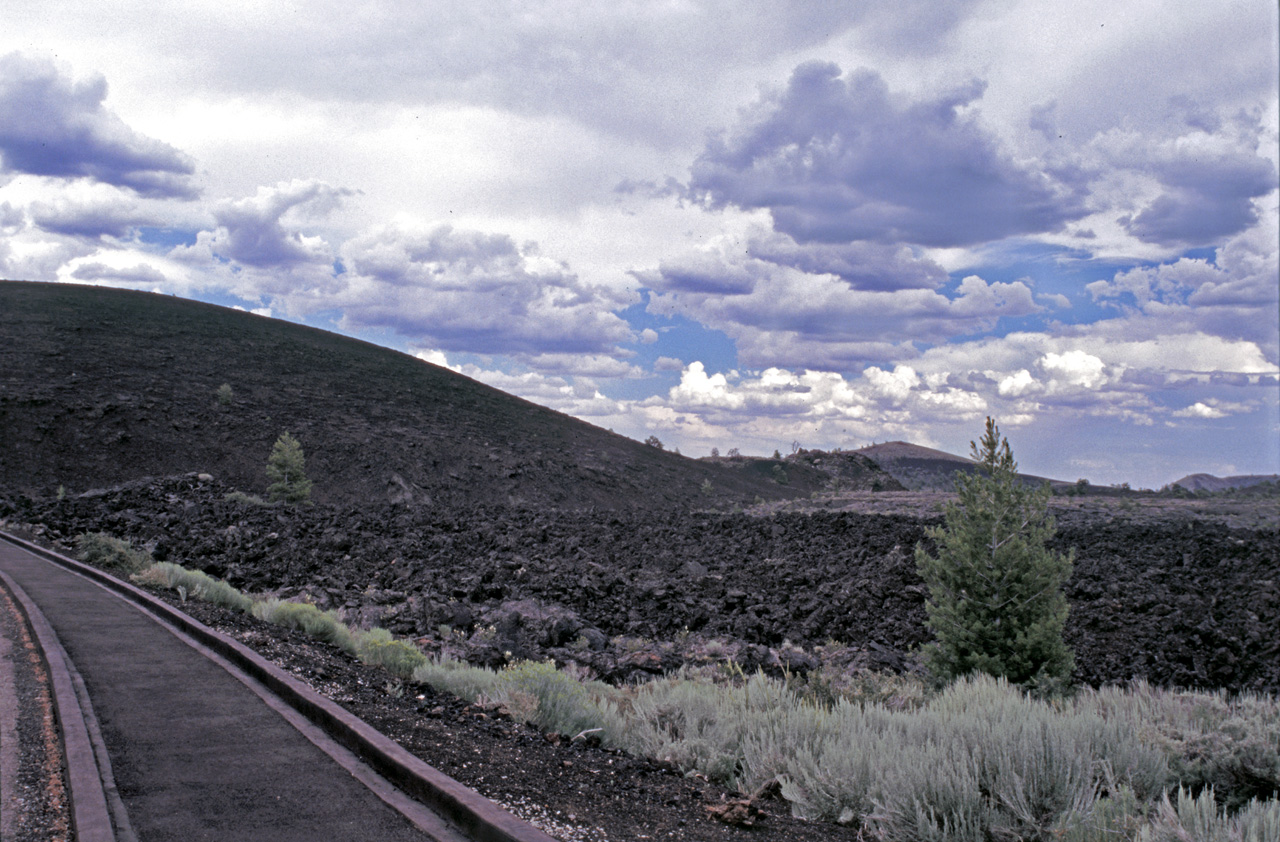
[0,539,445,842]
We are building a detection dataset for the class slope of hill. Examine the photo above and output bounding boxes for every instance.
[1172,473,1280,493]
[0,281,805,508]
[854,440,1064,491]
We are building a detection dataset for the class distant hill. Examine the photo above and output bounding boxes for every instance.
[0,281,809,509]
[1172,473,1280,493]
[854,440,1063,491]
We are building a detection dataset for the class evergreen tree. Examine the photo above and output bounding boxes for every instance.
[266,431,313,504]
[915,417,1074,690]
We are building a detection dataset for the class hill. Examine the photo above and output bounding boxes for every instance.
[1172,473,1280,493]
[0,281,808,509]
[854,440,1063,491]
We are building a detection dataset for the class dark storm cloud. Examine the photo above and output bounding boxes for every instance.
[1125,151,1276,246]
[0,53,198,199]
[690,62,1086,248]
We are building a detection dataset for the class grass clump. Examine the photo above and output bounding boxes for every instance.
[76,532,153,574]
[413,657,625,740]
[132,562,253,613]
[252,598,356,655]
[224,490,270,506]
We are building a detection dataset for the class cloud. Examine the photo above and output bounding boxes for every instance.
[27,185,163,239]
[646,233,1040,368]
[1085,213,1280,354]
[743,228,946,291]
[331,222,634,359]
[0,53,197,198]
[205,179,352,269]
[1041,349,1107,389]
[1123,140,1276,246]
[68,260,169,288]
[690,62,1086,247]
[1173,401,1227,419]
[998,368,1039,397]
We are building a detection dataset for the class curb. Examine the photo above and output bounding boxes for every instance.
[0,532,558,842]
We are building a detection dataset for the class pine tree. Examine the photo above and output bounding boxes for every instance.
[266,431,313,504]
[914,417,1074,690]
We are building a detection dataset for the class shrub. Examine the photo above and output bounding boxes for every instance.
[266,431,313,504]
[224,490,270,506]
[915,417,1074,690]
[216,383,233,405]
[355,627,427,678]
[76,532,153,575]
[1085,681,1280,810]
[1137,788,1280,842]
[498,659,620,738]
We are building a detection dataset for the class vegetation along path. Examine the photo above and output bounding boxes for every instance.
[0,533,555,842]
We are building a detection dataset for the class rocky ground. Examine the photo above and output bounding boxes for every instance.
[4,475,1277,694]
[3,476,1278,839]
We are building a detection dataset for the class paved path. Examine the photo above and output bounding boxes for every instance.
[0,538,458,842]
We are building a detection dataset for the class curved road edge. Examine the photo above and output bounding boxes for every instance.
[0,531,558,842]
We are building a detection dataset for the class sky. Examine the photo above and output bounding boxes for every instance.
[1,1,1277,489]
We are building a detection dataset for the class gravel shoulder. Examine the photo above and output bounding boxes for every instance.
[0,575,70,842]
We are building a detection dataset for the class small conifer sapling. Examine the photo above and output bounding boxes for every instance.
[266,431,313,504]
[914,417,1074,690]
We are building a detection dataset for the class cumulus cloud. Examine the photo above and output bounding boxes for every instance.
[205,179,352,269]
[646,232,1041,369]
[332,222,635,363]
[1085,213,1280,354]
[0,53,197,198]
[27,184,165,239]
[998,368,1039,397]
[1103,128,1277,247]
[1173,401,1227,419]
[1041,349,1107,390]
[690,62,1085,247]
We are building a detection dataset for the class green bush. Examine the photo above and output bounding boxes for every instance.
[355,627,427,678]
[76,532,153,575]
[414,657,503,704]
[498,659,621,738]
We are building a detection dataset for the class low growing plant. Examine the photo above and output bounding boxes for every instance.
[131,562,253,613]
[76,532,153,575]
[252,598,355,655]
[224,490,271,506]
[356,627,428,678]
